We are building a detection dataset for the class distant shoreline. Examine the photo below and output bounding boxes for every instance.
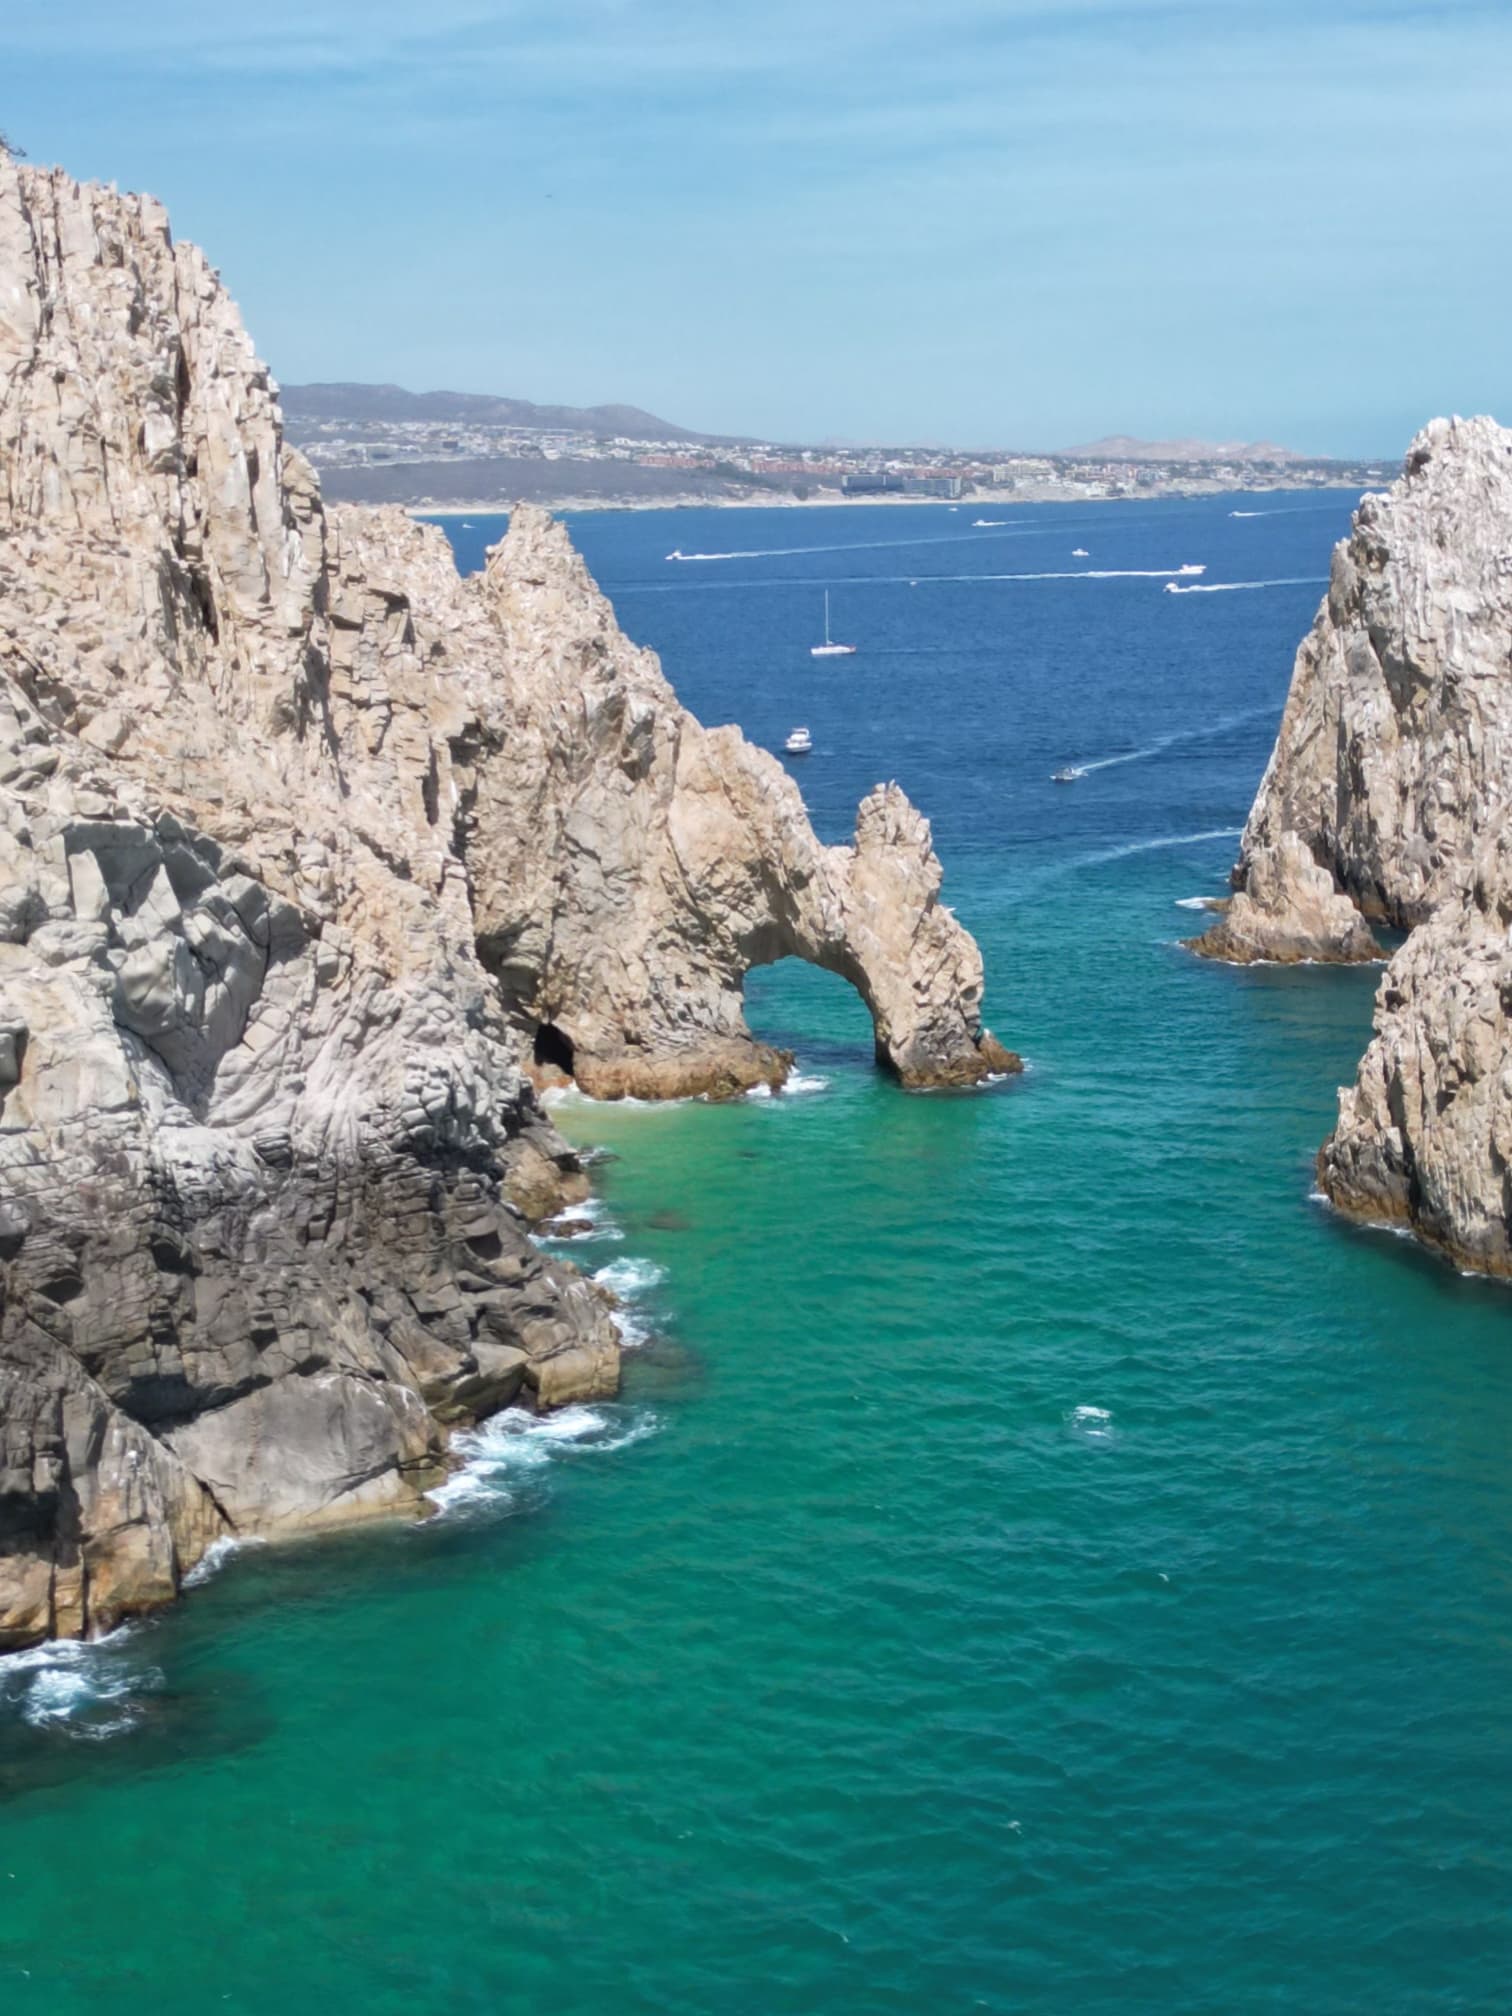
[401,477,1365,521]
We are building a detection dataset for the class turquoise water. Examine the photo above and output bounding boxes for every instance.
[5,497,1512,2012]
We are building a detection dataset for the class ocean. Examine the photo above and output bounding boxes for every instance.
[4,493,1511,2013]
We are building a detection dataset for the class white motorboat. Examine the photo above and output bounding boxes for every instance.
[1175,563,1206,575]
[810,591,857,657]
[1051,766,1086,783]
[784,727,814,755]
[1072,547,1090,558]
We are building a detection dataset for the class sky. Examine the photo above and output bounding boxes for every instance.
[6,0,1510,455]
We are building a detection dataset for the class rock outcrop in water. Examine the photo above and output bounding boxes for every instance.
[1192,415,1512,1274]
[1191,416,1512,964]
[0,160,1011,1644]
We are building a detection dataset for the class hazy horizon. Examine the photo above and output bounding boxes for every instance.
[8,0,1510,458]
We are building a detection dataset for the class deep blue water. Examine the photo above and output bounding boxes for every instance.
[5,492,1511,2015]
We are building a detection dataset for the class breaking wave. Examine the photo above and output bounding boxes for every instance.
[593,1255,666,1297]
[0,1629,160,1741]
[427,1404,661,1515]
[182,1534,267,1589]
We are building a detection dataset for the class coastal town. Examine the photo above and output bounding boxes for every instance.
[279,383,1387,510]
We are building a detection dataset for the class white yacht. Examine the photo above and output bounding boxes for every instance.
[1072,547,1090,558]
[810,591,857,657]
[784,727,814,755]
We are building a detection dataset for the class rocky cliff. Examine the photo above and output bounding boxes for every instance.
[0,161,1011,1645]
[1192,416,1512,1274]
[1191,416,1512,965]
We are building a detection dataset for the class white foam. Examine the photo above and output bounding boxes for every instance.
[1066,1404,1116,1441]
[0,1628,159,1739]
[182,1534,267,1589]
[783,1071,831,1095]
[533,1193,626,1245]
[744,1080,774,1099]
[593,1255,666,1297]
[1174,894,1223,911]
[428,1404,659,1514]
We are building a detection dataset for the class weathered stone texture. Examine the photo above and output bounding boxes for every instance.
[1193,416,1512,1274]
[0,159,1009,1642]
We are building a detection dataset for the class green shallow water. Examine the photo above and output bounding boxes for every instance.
[4,498,1512,2011]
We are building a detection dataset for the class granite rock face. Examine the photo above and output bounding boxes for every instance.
[0,160,1010,1642]
[1318,819,1512,1275]
[1191,416,1512,964]
[1193,416,1512,1274]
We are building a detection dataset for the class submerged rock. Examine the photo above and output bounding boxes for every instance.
[0,158,1011,1642]
[1194,415,1512,1274]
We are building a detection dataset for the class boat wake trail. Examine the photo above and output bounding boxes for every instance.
[1073,828,1243,870]
[1229,504,1353,518]
[1073,703,1276,775]
[1165,576,1326,594]
[619,564,1215,597]
[662,521,1068,564]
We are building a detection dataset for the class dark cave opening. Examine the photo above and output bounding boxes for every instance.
[532,1021,577,1077]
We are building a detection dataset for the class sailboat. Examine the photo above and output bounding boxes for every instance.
[810,591,857,658]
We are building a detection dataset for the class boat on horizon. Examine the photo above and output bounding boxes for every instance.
[810,591,857,658]
[784,727,814,755]
[1072,547,1090,557]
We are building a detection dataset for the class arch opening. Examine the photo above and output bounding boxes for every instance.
[741,955,879,1073]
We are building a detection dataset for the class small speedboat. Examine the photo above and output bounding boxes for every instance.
[1174,563,1206,576]
[784,727,814,755]
[1051,766,1086,783]
[810,590,857,657]
[1072,547,1090,558]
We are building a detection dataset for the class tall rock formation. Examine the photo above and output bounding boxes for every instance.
[1191,416,1512,964]
[0,160,1011,1645]
[1193,416,1512,1274]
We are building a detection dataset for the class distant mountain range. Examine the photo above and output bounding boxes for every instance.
[1061,434,1304,465]
[278,381,715,443]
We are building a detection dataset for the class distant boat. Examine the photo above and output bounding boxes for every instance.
[1072,547,1090,557]
[666,548,685,560]
[462,520,475,528]
[1174,563,1206,576]
[1051,766,1086,783]
[810,591,857,658]
[1163,581,1183,594]
[972,518,1006,527]
[784,727,814,755]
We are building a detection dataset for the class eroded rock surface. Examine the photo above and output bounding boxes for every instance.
[0,159,1009,1642]
[1191,415,1512,964]
[1193,415,1512,1274]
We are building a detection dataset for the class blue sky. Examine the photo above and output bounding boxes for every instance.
[7,1,1509,453]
